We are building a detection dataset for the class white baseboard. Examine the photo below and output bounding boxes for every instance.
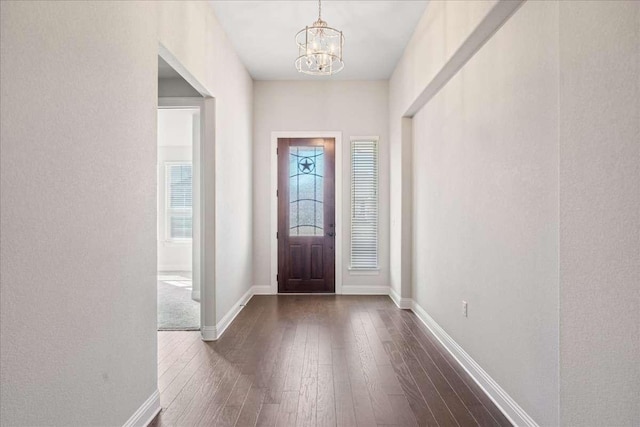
[389,287,413,309]
[252,285,273,295]
[201,286,269,341]
[201,326,217,341]
[409,300,538,427]
[158,265,192,272]
[122,389,161,427]
[201,286,255,341]
[341,285,390,295]
[215,286,254,339]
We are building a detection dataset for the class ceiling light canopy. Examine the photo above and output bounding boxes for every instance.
[295,0,344,76]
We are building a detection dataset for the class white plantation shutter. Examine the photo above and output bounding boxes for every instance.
[167,163,193,240]
[350,139,379,269]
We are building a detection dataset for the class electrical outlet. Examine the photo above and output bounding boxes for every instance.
[462,301,468,317]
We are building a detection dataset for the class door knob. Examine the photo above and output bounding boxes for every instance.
[326,232,335,237]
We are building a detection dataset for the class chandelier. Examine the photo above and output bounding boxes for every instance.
[295,0,344,76]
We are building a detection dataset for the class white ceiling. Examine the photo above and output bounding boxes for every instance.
[209,1,429,81]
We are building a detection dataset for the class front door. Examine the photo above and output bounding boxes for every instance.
[278,138,335,293]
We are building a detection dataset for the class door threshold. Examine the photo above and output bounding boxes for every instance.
[277,293,336,296]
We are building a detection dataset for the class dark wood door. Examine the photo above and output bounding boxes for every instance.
[278,138,335,293]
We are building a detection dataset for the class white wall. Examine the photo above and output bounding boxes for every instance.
[391,0,640,425]
[0,0,253,425]
[411,2,559,423]
[253,81,389,291]
[0,2,158,425]
[389,0,500,299]
[558,1,640,424]
[157,109,196,272]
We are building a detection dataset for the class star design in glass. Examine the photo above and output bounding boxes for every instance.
[298,157,315,174]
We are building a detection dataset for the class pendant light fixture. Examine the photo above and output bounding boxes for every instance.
[295,0,344,76]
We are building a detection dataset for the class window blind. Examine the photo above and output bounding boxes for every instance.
[350,139,378,269]
[167,163,193,240]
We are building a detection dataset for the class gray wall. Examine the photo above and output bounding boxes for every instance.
[559,1,640,424]
[406,0,639,424]
[411,2,559,423]
[0,0,254,424]
[389,0,499,301]
[158,77,201,98]
[1,2,158,425]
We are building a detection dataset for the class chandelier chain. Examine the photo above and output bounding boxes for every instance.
[318,0,322,21]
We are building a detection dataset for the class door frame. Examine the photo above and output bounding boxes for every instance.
[270,131,343,295]
[158,97,215,336]
[158,45,217,340]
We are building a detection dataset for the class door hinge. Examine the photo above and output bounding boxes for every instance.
[276,189,279,197]
[276,147,279,155]
[276,274,279,282]
[276,231,279,239]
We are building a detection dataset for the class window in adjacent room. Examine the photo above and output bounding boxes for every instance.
[350,138,379,270]
[166,162,193,241]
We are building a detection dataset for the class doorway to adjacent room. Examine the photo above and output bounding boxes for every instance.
[157,106,200,330]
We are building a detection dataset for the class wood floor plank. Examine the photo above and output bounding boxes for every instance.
[159,346,210,409]
[396,310,510,427]
[257,403,280,427]
[318,325,333,365]
[254,325,285,386]
[153,296,512,427]
[349,312,396,425]
[177,361,241,426]
[235,385,266,427]
[158,329,193,355]
[377,362,405,396]
[283,322,309,391]
[158,342,203,392]
[359,311,392,366]
[317,364,337,427]
[158,332,201,379]
[210,406,241,427]
[264,325,297,404]
[297,374,318,427]
[332,349,357,427]
[225,373,254,407]
[302,324,319,378]
[276,390,299,427]
[380,310,459,427]
[379,336,438,427]
[388,393,419,426]
[157,330,182,354]
[386,309,479,426]
[158,349,224,424]
[238,303,279,373]
[343,337,377,426]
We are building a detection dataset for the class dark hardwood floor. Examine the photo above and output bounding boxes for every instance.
[150,295,511,427]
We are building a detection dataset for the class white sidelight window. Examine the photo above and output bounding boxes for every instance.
[350,138,379,270]
[166,162,193,241]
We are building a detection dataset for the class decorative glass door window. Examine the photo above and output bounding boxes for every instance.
[289,146,324,236]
